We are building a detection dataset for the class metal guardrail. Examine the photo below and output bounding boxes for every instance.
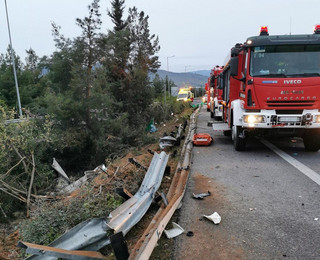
[107,151,169,235]
[20,152,169,260]
[129,109,198,259]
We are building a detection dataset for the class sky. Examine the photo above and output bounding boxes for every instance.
[1,0,320,73]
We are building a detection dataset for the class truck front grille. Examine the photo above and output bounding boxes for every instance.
[267,100,315,108]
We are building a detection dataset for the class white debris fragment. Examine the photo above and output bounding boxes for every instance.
[203,212,221,224]
[315,218,319,221]
[52,158,70,182]
[164,222,184,238]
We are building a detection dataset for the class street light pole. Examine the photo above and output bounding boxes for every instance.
[166,55,175,72]
[166,55,175,101]
[4,0,22,118]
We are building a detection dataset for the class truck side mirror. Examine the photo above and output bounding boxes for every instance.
[230,57,239,76]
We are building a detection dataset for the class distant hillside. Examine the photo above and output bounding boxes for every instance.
[150,69,208,88]
[191,70,211,77]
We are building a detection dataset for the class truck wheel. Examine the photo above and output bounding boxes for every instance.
[232,125,246,151]
[210,110,214,118]
[223,130,231,136]
[303,130,320,152]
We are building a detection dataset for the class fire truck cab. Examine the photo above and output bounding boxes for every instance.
[215,26,320,151]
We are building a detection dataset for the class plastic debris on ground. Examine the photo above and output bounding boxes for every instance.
[52,158,70,183]
[164,222,185,239]
[150,124,157,133]
[146,119,157,133]
[203,212,221,224]
[192,191,211,199]
[192,133,213,146]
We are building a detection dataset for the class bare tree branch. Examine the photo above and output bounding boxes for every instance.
[0,204,7,218]
[9,143,29,174]
[27,152,36,218]
[1,156,26,179]
[0,187,27,203]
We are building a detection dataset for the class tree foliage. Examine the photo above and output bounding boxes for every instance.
[0,0,172,218]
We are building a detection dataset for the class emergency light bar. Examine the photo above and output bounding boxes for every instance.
[314,24,320,34]
[259,26,269,36]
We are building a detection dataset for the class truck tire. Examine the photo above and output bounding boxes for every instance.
[210,110,214,118]
[303,130,320,152]
[232,125,246,151]
[223,130,231,136]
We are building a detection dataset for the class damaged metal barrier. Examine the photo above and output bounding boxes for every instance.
[159,123,184,149]
[129,109,199,259]
[18,151,169,260]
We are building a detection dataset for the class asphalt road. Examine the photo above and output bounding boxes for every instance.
[173,104,320,260]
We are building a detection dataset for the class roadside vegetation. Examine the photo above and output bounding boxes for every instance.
[0,0,189,228]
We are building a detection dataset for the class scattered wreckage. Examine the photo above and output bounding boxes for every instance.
[18,110,204,259]
[159,121,187,149]
[18,152,169,259]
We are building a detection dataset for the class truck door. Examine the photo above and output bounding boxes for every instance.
[222,69,230,121]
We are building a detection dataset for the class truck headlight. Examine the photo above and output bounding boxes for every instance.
[315,115,320,123]
[243,115,265,124]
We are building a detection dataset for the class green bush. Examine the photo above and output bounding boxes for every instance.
[149,97,189,124]
[20,186,122,245]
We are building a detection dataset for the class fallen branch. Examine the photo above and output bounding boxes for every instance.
[0,187,27,203]
[0,203,7,218]
[9,143,29,174]
[27,152,36,218]
[1,156,26,179]
[0,179,52,203]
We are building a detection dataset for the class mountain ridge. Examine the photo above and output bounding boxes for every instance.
[150,69,209,88]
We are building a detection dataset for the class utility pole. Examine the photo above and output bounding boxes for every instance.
[166,55,175,101]
[4,0,22,118]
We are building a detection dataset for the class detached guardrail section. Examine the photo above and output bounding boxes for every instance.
[18,151,169,260]
[129,110,198,259]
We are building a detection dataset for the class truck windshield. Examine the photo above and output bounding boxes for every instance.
[178,93,188,99]
[250,44,320,77]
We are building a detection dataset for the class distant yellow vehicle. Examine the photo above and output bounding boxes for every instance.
[176,87,194,102]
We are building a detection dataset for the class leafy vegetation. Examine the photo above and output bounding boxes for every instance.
[0,0,188,223]
[20,186,122,245]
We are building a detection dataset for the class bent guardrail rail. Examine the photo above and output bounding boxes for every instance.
[129,110,198,259]
[19,151,169,260]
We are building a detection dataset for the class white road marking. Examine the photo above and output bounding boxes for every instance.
[260,138,320,186]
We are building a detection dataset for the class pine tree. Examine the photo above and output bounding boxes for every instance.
[75,0,102,98]
[108,0,128,31]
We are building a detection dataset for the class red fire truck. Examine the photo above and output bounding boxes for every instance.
[209,66,224,120]
[214,26,320,151]
[204,82,210,111]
